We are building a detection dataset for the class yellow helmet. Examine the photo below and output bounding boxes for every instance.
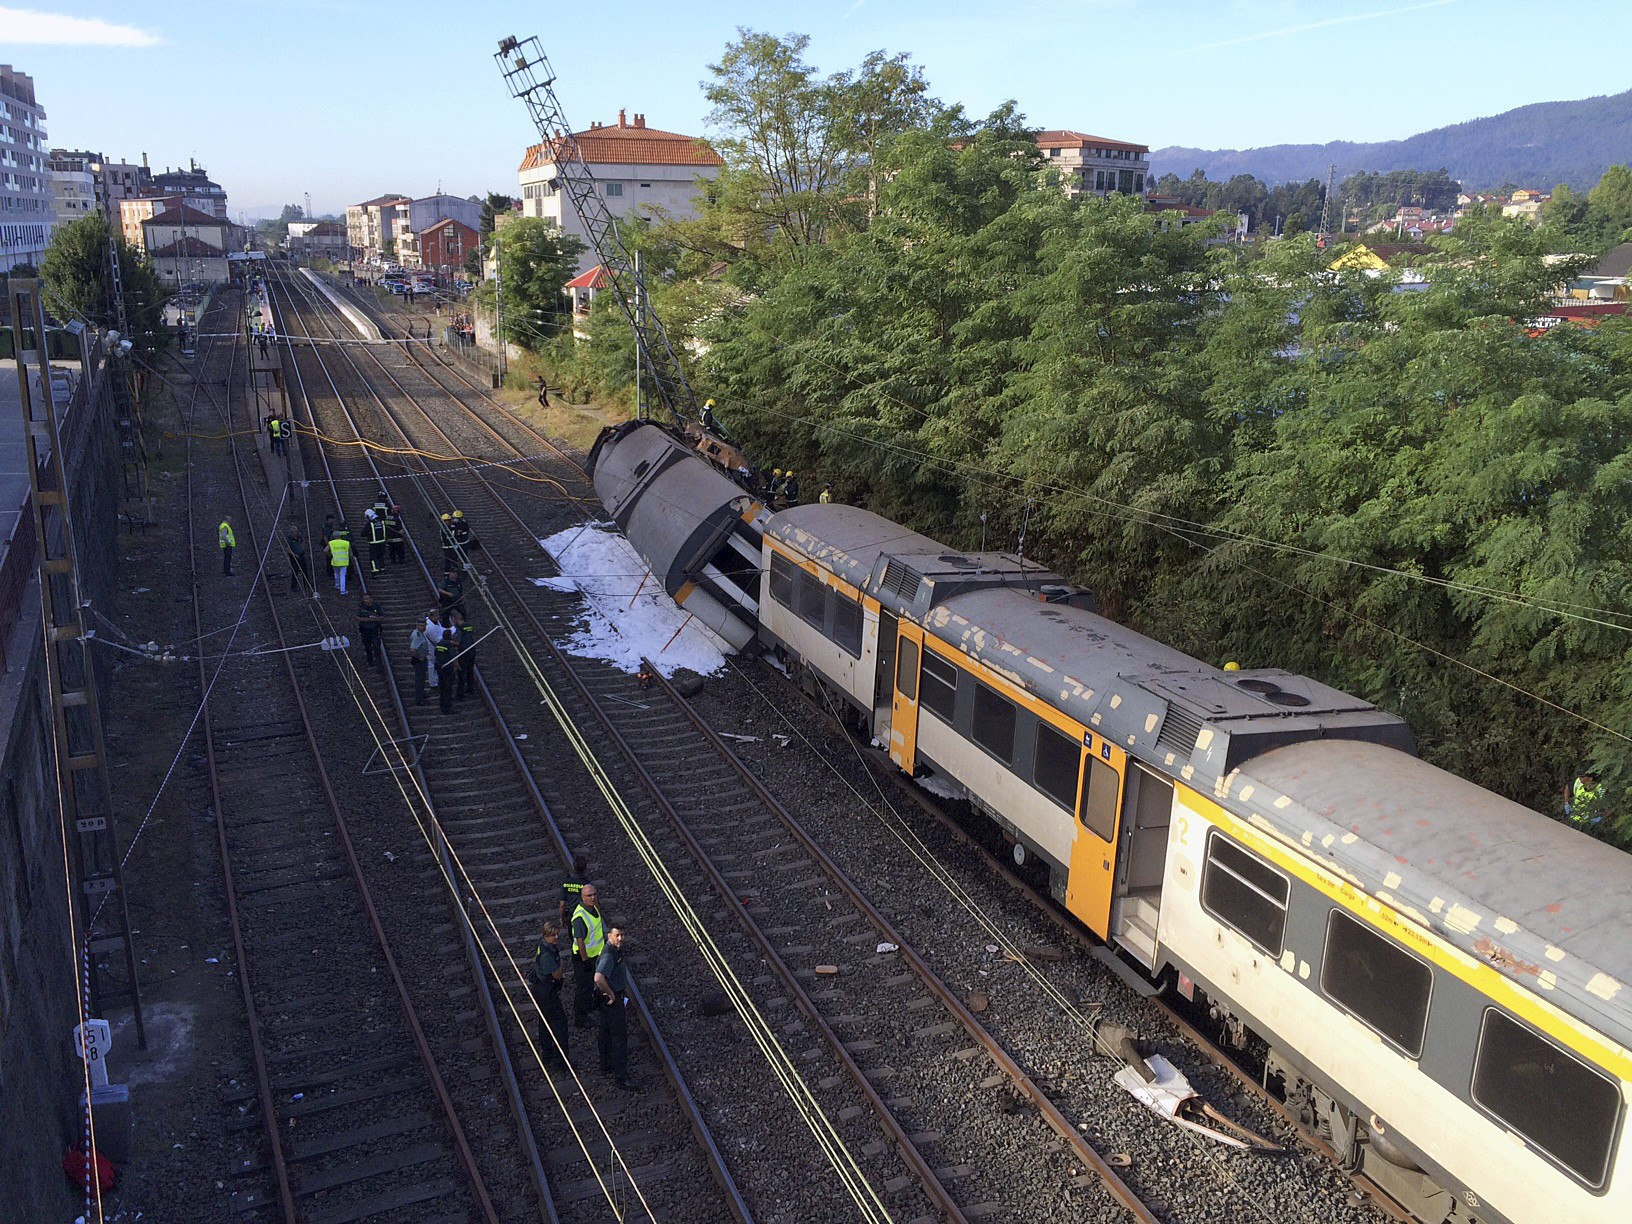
[773,468,783,477]
[705,398,716,407]
[440,513,452,521]
[787,470,795,477]
[453,510,464,519]
[1223,661,1241,671]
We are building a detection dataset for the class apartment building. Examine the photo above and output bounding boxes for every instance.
[46,157,95,221]
[1034,129,1151,198]
[518,110,722,270]
[48,148,152,213]
[1,65,55,272]
[346,194,410,260]
[153,160,229,220]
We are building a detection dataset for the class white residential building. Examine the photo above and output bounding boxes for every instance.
[1,65,55,272]
[518,110,722,271]
[1034,129,1150,198]
[47,158,96,223]
[346,194,410,260]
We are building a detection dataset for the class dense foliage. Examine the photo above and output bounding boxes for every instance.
[523,31,1632,843]
[475,217,582,349]
[39,212,170,354]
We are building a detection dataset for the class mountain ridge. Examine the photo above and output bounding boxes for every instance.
[1152,88,1632,191]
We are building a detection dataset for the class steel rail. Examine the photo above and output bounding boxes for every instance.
[275,265,964,1221]
[268,267,562,1224]
[180,294,298,1224]
[205,286,504,1224]
[271,261,741,1222]
[285,266,1098,1224]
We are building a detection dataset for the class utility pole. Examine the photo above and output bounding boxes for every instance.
[633,250,645,421]
[492,227,506,385]
[1318,162,1337,237]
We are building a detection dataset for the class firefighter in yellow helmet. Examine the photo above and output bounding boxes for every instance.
[440,513,457,568]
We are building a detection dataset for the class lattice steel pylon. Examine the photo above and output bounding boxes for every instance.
[494,35,697,424]
[7,279,145,1046]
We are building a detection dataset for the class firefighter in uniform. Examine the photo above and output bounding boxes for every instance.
[365,508,387,574]
[439,513,457,569]
[532,922,569,1070]
[571,884,606,1028]
[386,504,406,564]
[450,509,472,559]
[595,926,634,1088]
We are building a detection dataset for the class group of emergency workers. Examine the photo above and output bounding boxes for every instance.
[531,856,635,1088]
[702,398,834,508]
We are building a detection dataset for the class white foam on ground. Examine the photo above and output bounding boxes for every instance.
[914,771,966,801]
[535,523,728,677]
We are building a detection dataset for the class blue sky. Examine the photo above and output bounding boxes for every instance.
[4,0,1630,218]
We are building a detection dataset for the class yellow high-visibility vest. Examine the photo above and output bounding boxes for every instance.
[572,903,605,959]
[218,522,235,548]
[327,536,351,567]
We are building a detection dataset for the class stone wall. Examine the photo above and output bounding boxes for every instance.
[0,339,125,1217]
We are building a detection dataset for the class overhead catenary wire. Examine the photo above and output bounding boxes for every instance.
[275,262,898,1223]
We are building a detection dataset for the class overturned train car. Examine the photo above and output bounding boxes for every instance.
[588,421,766,652]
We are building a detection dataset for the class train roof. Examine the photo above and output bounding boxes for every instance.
[925,587,1413,786]
[1234,739,1632,1050]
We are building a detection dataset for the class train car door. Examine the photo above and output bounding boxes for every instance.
[873,608,898,743]
[889,622,923,773]
[1064,735,1126,939]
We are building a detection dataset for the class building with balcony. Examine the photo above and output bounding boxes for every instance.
[518,110,722,271]
[46,157,96,223]
[1,65,55,272]
[47,149,152,213]
[1034,129,1150,198]
[346,194,410,261]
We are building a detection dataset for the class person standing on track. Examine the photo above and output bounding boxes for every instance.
[386,503,406,564]
[437,567,464,619]
[218,517,235,576]
[365,508,387,575]
[450,607,476,699]
[286,526,311,593]
[594,926,634,1088]
[450,510,472,559]
[571,884,606,1029]
[408,618,432,704]
[435,615,458,714]
[439,513,457,569]
[532,921,569,1071]
[558,854,589,929]
[356,592,385,668]
[326,525,352,594]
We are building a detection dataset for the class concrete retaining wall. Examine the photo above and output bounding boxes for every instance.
[0,340,124,1217]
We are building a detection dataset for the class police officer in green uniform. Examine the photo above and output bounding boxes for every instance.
[595,926,634,1088]
[558,854,589,929]
[571,884,606,1028]
[435,616,458,714]
[532,921,569,1071]
[451,608,476,699]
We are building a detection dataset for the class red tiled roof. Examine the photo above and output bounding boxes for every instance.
[147,236,226,257]
[563,264,611,291]
[419,217,478,239]
[520,117,722,171]
[142,203,222,228]
[1034,129,1148,154]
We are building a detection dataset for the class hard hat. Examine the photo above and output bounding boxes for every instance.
[773,468,783,477]
[441,513,452,521]
[705,398,715,407]
[453,510,464,519]
[1223,661,1241,671]
[365,509,376,519]
[788,470,795,477]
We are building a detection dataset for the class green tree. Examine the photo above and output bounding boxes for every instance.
[481,217,583,349]
[1586,163,1632,237]
[40,212,169,354]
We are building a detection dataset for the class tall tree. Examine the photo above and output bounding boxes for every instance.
[39,212,169,353]
[481,217,583,348]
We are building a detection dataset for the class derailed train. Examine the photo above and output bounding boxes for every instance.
[591,420,1631,1224]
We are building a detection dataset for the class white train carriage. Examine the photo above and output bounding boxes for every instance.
[761,503,1632,1224]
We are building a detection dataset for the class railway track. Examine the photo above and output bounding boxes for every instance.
[180,290,531,1223]
[274,265,1166,1224]
[266,266,750,1224]
[344,277,1409,1224]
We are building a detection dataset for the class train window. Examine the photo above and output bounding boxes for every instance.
[919,650,956,722]
[1320,911,1432,1057]
[769,553,797,609]
[796,570,828,629]
[832,592,863,657]
[895,638,918,701]
[1471,1009,1620,1188]
[1033,723,1081,812]
[1200,833,1289,956]
[1080,757,1119,842]
[971,682,1016,764]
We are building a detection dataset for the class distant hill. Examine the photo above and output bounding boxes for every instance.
[1152,88,1632,191]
